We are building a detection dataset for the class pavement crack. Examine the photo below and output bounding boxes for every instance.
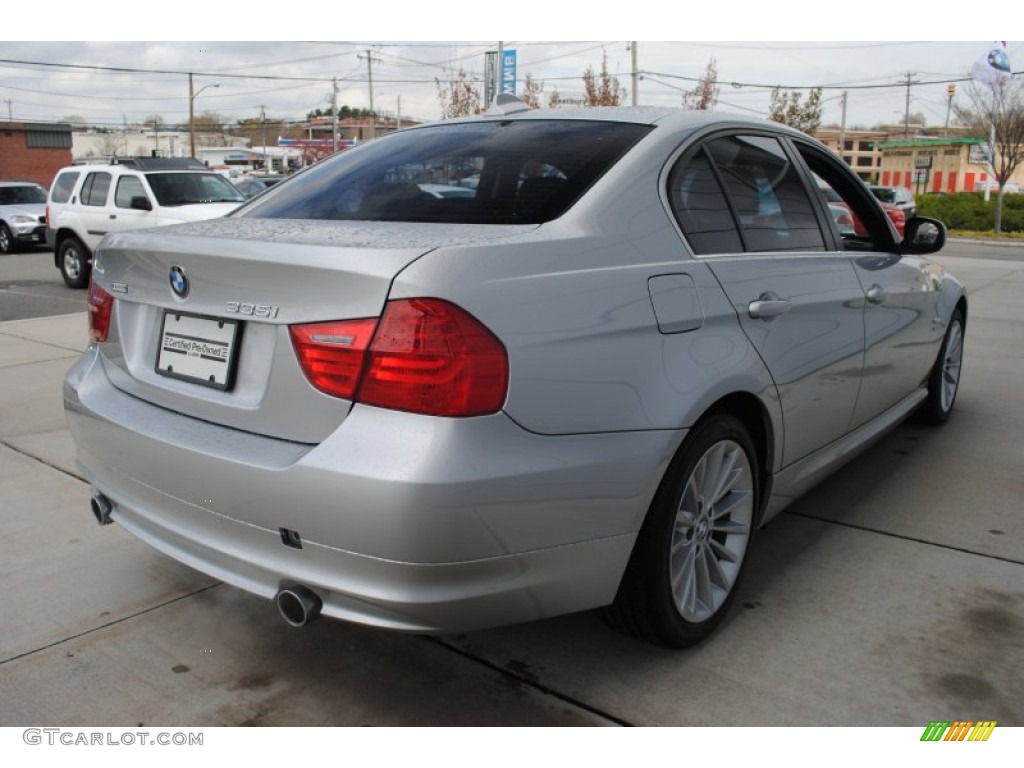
[0,584,223,667]
[424,635,632,726]
[0,439,85,483]
[783,509,1024,566]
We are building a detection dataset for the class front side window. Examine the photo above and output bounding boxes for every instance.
[670,133,825,254]
[115,176,149,208]
[239,120,652,225]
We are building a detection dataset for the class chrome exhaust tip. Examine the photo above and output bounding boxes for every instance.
[276,585,322,627]
[90,492,113,526]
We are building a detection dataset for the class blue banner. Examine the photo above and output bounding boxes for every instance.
[501,50,517,96]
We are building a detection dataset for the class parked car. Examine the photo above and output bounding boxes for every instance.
[234,175,287,199]
[46,157,246,288]
[65,105,965,648]
[823,184,905,238]
[0,181,47,253]
[868,185,916,218]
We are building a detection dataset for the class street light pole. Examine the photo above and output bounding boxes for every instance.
[189,75,220,160]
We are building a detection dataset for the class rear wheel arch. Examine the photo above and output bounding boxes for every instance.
[701,391,774,509]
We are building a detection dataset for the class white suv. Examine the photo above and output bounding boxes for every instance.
[47,158,246,288]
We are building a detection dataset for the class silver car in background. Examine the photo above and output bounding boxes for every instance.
[64,106,966,647]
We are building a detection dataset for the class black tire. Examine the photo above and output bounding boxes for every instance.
[607,414,760,647]
[59,236,91,289]
[0,222,14,254]
[919,309,964,425]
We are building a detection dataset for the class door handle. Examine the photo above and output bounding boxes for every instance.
[748,293,792,320]
[109,214,117,219]
[866,285,886,304]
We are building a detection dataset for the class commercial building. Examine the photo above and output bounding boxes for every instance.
[0,122,73,187]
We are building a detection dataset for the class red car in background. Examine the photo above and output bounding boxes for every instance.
[821,185,905,238]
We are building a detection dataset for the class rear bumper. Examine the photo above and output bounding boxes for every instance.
[64,347,682,633]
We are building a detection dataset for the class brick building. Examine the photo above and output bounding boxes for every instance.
[0,122,73,188]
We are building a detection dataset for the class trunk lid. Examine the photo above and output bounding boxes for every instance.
[92,218,532,443]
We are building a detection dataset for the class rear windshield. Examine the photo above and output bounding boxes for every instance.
[238,119,652,224]
[145,173,246,206]
[0,185,47,205]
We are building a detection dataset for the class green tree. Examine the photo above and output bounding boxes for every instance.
[768,86,824,135]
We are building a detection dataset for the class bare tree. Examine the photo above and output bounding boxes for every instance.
[547,86,562,109]
[681,58,719,111]
[522,73,545,109]
[435,69,482,119]
[582,51,626,107]
[955,77,1024,234]
[95,131,124,158]
[768,86,824,135]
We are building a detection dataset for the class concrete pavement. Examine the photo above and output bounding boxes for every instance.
[0,253,1021,726]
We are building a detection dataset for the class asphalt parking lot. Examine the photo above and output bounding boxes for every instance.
[0,250,1021,727]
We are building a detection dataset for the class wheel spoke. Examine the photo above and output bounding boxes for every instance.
[708,446,740,503]
[695,547,713,612]
[710,487,751,521]
[703,543,731,588]
[711,516,750,536]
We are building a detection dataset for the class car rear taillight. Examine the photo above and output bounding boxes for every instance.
[87,279,115,342]
[290,299,509,417]
[289,318,378,400]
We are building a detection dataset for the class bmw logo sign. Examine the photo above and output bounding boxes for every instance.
[169,265,189,298]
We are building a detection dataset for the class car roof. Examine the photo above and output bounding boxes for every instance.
[429,106,809,139]
[0,181,44,187]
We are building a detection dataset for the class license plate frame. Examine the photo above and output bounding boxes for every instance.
[155,311,241,391]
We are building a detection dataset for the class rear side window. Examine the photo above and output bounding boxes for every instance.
[50,172,80,204]
[239,120,652,224]
[670,134,825,254]
[81,172,112,207]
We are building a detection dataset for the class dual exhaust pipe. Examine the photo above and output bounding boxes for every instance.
[90,491,322,628]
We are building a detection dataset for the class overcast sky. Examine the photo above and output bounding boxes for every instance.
[4,7,1018,134]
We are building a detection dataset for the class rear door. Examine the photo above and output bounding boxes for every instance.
[669,132,867,467]
[76,171,115,251]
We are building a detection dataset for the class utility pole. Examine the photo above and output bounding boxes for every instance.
[260,105,267,171]
[903,72,917,139]
[122,114,128,158]
[496,41,504,104]
[358,49,380,140]
[189,73,195,159]
[331,77,339,153]
[944,83,956,137]
[630,42,638,107]
[839,90,848,165]
[396,96,402,131]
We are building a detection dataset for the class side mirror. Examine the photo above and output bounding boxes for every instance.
[900,216,946,255]
[130,196,153,211]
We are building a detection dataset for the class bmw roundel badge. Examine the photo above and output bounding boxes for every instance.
[169,265,189,298]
